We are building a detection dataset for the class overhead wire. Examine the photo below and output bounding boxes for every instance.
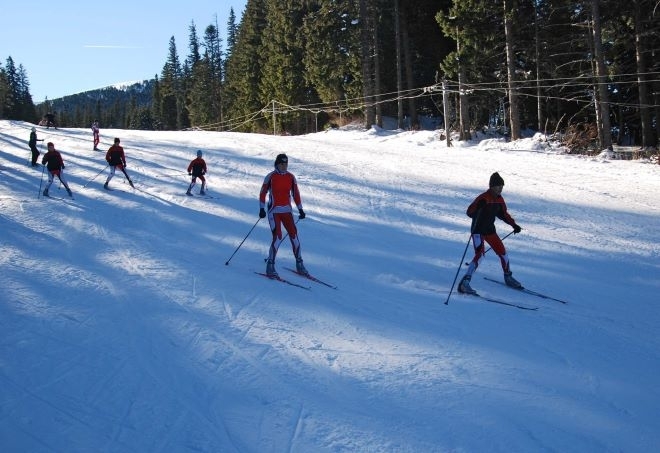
[184,70,659,131]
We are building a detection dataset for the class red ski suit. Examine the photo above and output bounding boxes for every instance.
[466,189,517,274]
[259,169,303,261]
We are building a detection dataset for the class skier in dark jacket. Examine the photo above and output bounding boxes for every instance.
[41,142,73,197]
[186,150,208,195]
[29,126,43,166]
[104,137,134,189]
[458,172,523,294]
[91,120,100,150]
[44,113,57,129]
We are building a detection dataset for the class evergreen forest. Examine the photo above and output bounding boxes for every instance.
[1,0,658,153]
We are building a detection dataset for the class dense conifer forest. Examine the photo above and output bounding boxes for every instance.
[2,0,658,152]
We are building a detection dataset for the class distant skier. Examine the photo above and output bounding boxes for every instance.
[28,126,43,166]
[259,153,307,277]
[41,142,73,197]
[458,172,523,294]
[91,120,100,150]
[186,150,207,195]
[44,112,57,129]
[104,137,134,189]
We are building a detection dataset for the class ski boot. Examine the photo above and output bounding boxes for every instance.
[458,275,476,294]
[266,260,278,278]
[296,258,309,276]
[42,189,49,197]
[104,182,109,190]
[504,271,522,289]
[66,188,73,197]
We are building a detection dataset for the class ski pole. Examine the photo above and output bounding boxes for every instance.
[225,218,261,265]
[446,206,485,305]
[37,165,46,198]
[445,234,473,305]
[82,164,108,188]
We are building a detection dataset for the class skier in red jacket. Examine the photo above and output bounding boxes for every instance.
[458,172,523,294]
[41,142,73,197]
[104,137,134,189]
[186,150,207,195]
[259,153,307,277]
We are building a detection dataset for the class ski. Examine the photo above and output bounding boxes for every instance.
[285,268,337,289]
[484,277,568,304]
[186,193,214,199]
[42,193,75,201]
[463,292,538,310]
[42,195,76,206]
[254,272,311,290]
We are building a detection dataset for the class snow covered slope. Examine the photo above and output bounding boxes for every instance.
[1,120,659,452]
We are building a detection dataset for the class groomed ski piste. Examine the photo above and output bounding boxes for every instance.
[1,119,659,452]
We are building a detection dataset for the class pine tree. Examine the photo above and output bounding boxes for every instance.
[302,0,362,107]
[259,0,313,134]
[224,0,268,132]
[203,21,224,124]
[0,68,7,119]
[2,57,18,119]
[160,37,183,130]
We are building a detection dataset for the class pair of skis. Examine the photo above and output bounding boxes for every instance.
[255,268,337,290]
[461,277,568,310]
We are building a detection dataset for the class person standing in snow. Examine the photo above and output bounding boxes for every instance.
[104,137,134,189]
[458,172,523,294]
[91,120,100,150]
[186,150,207,195]
[28,126,43,166]
[44,112,57,129]
[259,153,308,277]
[41,142,73,197]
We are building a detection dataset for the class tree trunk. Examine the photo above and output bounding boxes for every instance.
[534,2,543,132]
[373,4,383,128]
[503,0,520,141]
[591,0,613,150]
[395,0,404,129]
[359,0,376,128]
[634,0,654,149]
[401,6,417,130]
[455,27,470,141]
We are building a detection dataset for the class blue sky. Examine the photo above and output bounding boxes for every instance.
[0,0,245,103]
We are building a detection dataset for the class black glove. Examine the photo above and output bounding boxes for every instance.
[188,172,192,176]
[513,224,522,234]
[123,162,127,168]
[298,209,306,220]
[259,208,266,218]
[62,165,65,169]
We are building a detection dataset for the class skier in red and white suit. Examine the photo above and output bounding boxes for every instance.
[259,153,307,277]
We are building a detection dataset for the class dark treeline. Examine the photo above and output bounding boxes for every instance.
[2,0,659,151]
